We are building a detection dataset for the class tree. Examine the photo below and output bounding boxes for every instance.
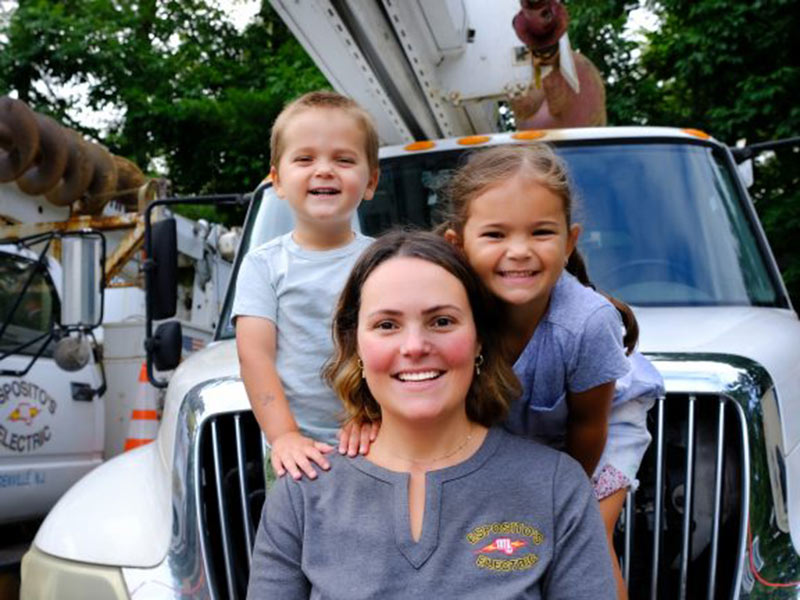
[0,0,328,197]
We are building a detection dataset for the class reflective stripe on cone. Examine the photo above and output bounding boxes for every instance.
[123,362,160,451]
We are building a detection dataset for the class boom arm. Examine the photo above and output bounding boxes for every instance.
[269,0,533,142]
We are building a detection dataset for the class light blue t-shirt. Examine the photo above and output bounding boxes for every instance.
[232,232,373,444]
[505,272,632,449]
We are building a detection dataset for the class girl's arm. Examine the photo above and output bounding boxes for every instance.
[565,381,615,476]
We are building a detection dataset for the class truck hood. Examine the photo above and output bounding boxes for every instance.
[33,340,243,568]
[636,306,800,453]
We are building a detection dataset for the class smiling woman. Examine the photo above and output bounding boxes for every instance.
[246,230,619,600]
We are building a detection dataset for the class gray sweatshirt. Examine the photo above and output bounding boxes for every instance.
[247,427,615,599]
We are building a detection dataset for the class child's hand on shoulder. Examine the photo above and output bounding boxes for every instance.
[271,431,334,480]
[338,419,381,457]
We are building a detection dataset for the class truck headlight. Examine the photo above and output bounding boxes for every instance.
[20,546,129,600]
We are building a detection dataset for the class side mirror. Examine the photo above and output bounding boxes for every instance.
[53,334,91,371]
[60,234,104,329]
[142,194,247,387]
[146,218,178,320]
[152,321,182,371]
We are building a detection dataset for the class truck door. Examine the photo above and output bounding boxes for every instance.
[0,250,103,524]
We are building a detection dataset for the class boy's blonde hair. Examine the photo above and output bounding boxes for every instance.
[270,90,380,172]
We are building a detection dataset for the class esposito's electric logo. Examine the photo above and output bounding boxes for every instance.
[465,521,544,573]
[0,380,57,452]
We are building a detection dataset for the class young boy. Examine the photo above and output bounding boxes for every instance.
[233,91,379,480]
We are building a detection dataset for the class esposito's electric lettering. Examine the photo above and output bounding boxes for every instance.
[0,424,51,452]
[0,380,57,413]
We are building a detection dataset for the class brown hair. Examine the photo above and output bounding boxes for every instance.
[443,144,639,354]
[269,90,380,172]
[324,229,521,426]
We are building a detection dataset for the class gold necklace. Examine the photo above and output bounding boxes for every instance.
[389,424,474,467]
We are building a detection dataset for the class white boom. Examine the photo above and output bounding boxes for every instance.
[269,0,534,143]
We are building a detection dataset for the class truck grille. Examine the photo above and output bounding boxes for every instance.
[197,393,747,599]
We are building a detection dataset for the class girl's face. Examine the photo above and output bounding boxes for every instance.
[356,257,480,425]
[453,173,579,315]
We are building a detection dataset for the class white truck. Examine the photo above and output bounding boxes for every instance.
[0,100,238,570]
[19,2,800,599]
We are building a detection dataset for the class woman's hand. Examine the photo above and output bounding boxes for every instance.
[270,431,333,480]
[338,419,381,457]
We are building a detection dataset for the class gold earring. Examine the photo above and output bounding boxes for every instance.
[475,354,484,376]
[357,358,365,379]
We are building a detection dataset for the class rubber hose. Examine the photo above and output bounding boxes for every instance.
[45,130,94,207]
[16,114,69,195]
[0,96,40,182]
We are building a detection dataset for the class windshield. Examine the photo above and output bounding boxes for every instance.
[218,141,782,338]
[0,251,58,358]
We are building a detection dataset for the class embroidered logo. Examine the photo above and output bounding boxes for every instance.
[466,521,544,572]
[476,537,528,555]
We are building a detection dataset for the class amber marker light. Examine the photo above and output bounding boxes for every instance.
[512,130,546,141]
[682,128,711,140]
[404,141,436,151]
[457,135,491,146]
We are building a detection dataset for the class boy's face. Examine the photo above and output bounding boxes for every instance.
[271,108,378,233]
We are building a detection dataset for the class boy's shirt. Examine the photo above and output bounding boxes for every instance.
[232,232,373,444]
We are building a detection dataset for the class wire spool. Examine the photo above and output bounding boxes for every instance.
[16,113,69,195]
[45,129,94,207]
[76,142,119,214]
[111,154,147,209]
[0,96,40,183]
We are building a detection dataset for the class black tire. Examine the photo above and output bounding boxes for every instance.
[0,96,40,182]
[45,129,93,206]
[16,114,69,195]
[78,142,118,214]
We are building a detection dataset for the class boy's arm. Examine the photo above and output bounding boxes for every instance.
[236,316,331,479]
[565,381,614,476]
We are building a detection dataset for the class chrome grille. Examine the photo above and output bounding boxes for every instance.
[198,412,267,600]
[620,394,748,600]
[197,392,747,599]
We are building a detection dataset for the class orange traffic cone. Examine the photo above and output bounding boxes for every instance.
[124,362,160,451]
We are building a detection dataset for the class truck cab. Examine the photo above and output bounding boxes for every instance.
[20,127,800,599]
[0,245,104,528]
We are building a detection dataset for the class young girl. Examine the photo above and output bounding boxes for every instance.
[443,144,664,599]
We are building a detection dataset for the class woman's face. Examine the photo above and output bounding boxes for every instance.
[357,257,480,425]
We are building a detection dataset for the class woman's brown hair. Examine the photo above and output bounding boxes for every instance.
[442,144,639,354]
[324,229,521,427]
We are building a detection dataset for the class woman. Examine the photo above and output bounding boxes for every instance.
[247,230,616,599]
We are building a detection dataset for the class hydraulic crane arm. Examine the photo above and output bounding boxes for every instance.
[269,0,531,143]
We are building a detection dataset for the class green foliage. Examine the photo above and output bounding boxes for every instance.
[0,0,328,198]
[566,0,655,125]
